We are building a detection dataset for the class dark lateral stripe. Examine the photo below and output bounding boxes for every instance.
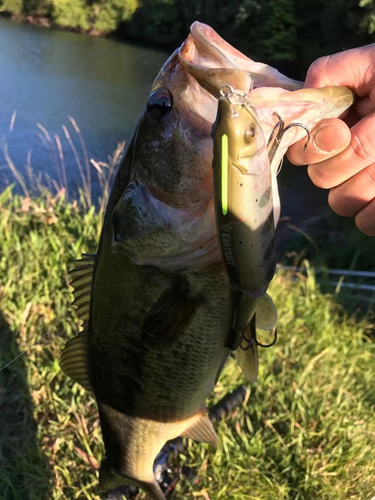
[265,256,277,282]
[264,235,276,262]
[262,210,274,235]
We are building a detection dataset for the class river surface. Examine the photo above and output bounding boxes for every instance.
[0,17,328,222]
[0,17,167,195]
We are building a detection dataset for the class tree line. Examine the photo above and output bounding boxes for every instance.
[1,0,375,77]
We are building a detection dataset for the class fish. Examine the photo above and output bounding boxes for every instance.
[60,21,355,500]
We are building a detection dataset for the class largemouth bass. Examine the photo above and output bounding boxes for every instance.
[60,22,354,500]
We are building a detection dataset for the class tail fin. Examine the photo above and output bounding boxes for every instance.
[99,460,167,500]
[143,480,167,500]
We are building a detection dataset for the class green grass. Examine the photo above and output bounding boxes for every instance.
[1,186,375,500]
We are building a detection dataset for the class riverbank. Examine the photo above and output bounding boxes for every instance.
[1,0,373,79]
[0,11,107,37]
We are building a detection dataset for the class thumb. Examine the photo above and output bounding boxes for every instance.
[286,118,351,166]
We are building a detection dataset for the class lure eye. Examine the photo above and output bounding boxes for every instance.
[244,124,256,143]
[146,88,173,120]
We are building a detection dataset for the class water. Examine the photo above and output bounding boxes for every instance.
[0,17,167,194]
[0,17,329,223]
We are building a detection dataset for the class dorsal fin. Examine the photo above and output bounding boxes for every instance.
[60,330,91,391]
[181,410,219,447]
[70,253,95,327]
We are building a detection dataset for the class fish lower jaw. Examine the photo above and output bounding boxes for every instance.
[133,235,222,268]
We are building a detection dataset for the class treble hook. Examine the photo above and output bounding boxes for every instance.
[240,327,256,351]
[239,316,278,351]
[267,113,311,169]
[256,327,278,348]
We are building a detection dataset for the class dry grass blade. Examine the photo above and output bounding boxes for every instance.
[62,124,90,203]
[1,116,123,213]
[1,142,29,197]
[54,134,68,197]
[9,111,17,133]
[69,116,91,202]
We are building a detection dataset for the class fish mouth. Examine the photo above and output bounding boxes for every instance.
[178,21,303,98]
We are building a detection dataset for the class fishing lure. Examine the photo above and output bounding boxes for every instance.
[212,86,277,352]
[212,86,311,357]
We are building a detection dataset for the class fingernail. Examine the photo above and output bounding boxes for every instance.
[313,125,341,153]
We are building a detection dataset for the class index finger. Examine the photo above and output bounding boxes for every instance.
[305,44,375,96]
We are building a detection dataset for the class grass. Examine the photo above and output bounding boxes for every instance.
[1,139,375,499]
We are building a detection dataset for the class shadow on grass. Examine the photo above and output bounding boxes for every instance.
[0,310,51,500]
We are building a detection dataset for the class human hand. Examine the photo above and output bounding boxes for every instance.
[287,44,375,236]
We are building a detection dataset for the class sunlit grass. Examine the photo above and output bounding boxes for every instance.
[0,127,375,499]
[0,185,374,499]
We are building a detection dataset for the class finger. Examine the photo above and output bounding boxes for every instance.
[286,118,350,166]
[328,164,375,216]
[355,198,375,236]
[355,95,375,118]
[308,112,375,189]
[305,44,375,96]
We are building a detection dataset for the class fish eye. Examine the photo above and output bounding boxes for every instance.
[244,124,256,143]
[146,88,173,120]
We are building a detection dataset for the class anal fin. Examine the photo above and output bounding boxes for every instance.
[60,330,91,391]
[181,411,219,447]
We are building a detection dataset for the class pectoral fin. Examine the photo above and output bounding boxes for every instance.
[60,330,91,391]
[141,281,200,347]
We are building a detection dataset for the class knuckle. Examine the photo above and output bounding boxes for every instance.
[350,129,375,165]
[365,164,375,184]
[354,199,375,236]
[286,144,306,166]
[328,188,354,217]
[307,165,333,189]
[306,56,331,86]
[355,213,375,236]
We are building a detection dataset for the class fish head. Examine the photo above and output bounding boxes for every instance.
[130,49,217,208]
[107,46,222,268]
[107,22,354,269]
